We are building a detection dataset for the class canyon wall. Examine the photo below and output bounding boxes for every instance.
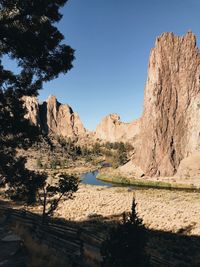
[22,31,200,178]
[133,32,200,176]
[23,95,86,138]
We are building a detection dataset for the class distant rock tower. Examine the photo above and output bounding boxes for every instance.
[22,95,86,138]
[95,114,140,143]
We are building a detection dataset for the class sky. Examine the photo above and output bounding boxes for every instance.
[4,0,200,130]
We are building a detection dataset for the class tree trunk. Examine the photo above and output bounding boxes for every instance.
[42,192,47,224]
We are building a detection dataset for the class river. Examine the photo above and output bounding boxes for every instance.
[80,171,113,186]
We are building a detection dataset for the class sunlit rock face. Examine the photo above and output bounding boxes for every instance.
[22,32,200,177]
[175,153,200,178]
[23,95,86,138]
[133,31,200,176]
[95,113,140,143]
[22,96,41,127]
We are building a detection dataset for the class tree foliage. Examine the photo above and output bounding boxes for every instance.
[101,142,130,168]
[0,0,74,202]
[0,0,74,94]
[101,198,150,267]
[38,173,79,222]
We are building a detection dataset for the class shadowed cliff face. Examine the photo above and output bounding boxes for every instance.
[23,95,86,138]
[134,32,200,176]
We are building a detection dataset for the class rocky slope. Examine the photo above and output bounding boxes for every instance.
[132,31,200,176]
[95,113,140,143]
[23,95,86,138]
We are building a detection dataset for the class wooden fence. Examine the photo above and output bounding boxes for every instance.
[0,207,107,266]
[0,206,172,267]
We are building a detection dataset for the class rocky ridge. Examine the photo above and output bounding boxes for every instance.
[23,95,86,138]
[23,96,140,144]
[95,113,140,143]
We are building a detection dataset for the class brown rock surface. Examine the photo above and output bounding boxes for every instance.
[95,113,140,143]
[44,95,86,137]
[175,153,200,178]
[133,31,200,176]
[22,96,40,127]
[119,160,144,177]
[23,95,86,138]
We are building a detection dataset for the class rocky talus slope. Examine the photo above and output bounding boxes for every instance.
[131,31,200,177]
[23,95,86,138]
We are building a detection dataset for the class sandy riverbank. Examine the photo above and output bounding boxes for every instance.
[55,184,200,236]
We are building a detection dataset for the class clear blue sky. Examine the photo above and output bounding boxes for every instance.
[4,1,200,130]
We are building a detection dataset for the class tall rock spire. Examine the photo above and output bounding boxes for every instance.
[134,31,200,176]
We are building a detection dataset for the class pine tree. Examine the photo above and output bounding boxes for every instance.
[0,0,74,203]
[101,198,150,267]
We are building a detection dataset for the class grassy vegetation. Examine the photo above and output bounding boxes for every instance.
[97,173,199,190]
[34,139,133,172]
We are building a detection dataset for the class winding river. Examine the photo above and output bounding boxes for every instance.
[80,171,113,186]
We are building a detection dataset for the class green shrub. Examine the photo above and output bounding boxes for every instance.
[101,198,150,267]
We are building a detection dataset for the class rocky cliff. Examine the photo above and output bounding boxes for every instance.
[22,32,200,177]
[23,95,86,138]
[133,31,200,176]
[95,114,140,143]
[22,96,41,127]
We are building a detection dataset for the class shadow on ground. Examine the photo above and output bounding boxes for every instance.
[0,200,200,267]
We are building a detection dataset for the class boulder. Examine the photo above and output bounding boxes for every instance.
[119,160,144,178]
[175,153,200,178]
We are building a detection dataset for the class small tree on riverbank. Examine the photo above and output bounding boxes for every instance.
[101,198,150,267]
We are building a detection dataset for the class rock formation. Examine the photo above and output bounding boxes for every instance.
[175,152,200,178]
[133,31,200,176]
[22,96,41,127]
[23,95,86,138]
[22,32,200,178]
[95,113,140,143]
